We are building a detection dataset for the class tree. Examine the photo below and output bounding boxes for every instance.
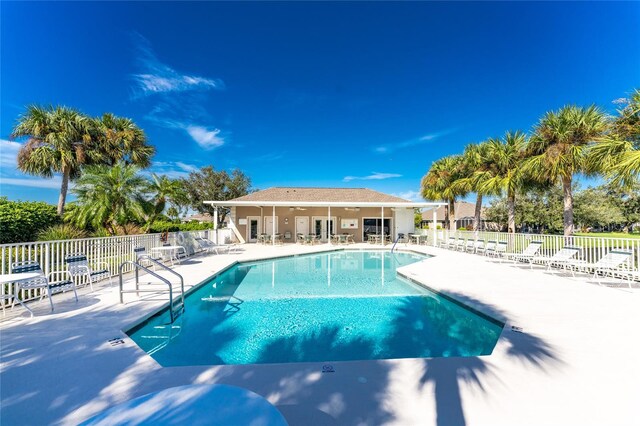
[588,89,640,188]
[143,174,185,229]
[67,162,147,235]
[92,113,155,168]
[183,166,252,227]
[477,131,529,233]
[526,105,608,236]
[574,187,625,231]
[12,105,94,215]
[421,155,466,230]
[0,197,60,243]
[452,141,494,231]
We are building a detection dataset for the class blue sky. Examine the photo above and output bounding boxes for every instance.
[1,1,639,204]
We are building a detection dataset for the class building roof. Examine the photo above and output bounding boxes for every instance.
[205,187,446,208]
[230,187,411,203]
[422,201,485,221]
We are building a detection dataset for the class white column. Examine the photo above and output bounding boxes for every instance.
[432,209,438,246]
[272,205,276,246]
[213,209,219,244]
[328,205,332,244]
[381,206,385,246]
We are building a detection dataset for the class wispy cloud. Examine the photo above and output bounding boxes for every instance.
[148,161,200,179]
[1,177,63,190]
[0,139,21,169]
[343,172,402,182]
[374,129,457,154]
[392,190,423,202]
[186,125,225,149]
[131,33,223,97]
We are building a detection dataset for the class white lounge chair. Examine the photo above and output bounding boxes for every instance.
[532,246,581,273]
[567,250,634,284]
[438,237,455,249]
[454,238,466,251]
[477,240,495,256]
[11,261,78,316]
[503,241,543,268]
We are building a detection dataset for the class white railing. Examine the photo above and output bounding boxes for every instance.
[430,229,640,272]
[0,230,214,305]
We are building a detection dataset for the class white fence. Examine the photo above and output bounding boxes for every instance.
[429,230,640,271]
[1,230,216,305]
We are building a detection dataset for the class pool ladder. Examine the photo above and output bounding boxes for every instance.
[118,255,185,322]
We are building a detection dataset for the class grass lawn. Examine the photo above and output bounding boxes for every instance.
[574,232,640,239]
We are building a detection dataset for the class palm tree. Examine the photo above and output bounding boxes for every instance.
[588,89,640,187]
[144,174,184,229]
[92,113,155,167]
[526,105,608,236]
[477,131,528,233]
[421,155,466,230]
[452,141,493,231]
[68,162,147,235]
[12,105,93,215]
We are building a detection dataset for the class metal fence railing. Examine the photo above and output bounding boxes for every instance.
[0,230,218,306]
[425,229,639,276]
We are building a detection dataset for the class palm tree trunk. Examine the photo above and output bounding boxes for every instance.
[473,193,483,231]
[57,166,70,215]
[507,193,516,233]
[562,176,574,236]
[444,204,450,230]
[449,199,456,231]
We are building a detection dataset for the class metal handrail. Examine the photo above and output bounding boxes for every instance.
[136,254,185,308]
[118,260,184,322]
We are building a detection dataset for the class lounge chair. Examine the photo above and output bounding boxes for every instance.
[464,240,476,253]
[65,253,112,291]
[567,249,634,284]
[532,246,581,273]
[438,237,455,249]
[487,241,508,259]
[11,261,78,315]
[477,240,495,256]
[454,238,466,251]
[503,241,543,267]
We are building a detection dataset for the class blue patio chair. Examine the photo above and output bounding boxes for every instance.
[65,253,112,291]
[11,261,78,316]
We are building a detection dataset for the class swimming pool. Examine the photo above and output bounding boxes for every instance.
[127,250,503,366]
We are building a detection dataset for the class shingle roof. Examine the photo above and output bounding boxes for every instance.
[230,187,412,203]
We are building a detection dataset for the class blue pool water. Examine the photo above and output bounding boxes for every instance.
[127,251,503,366]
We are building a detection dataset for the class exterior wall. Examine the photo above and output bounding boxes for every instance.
[232,206,400,243]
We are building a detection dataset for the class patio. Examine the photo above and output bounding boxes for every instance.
[1,243,639,425]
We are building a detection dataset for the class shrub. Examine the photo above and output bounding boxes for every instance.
[0,198,61,244]
[37,224,88,241]
[147,220,212,233]
[465,224,474,231]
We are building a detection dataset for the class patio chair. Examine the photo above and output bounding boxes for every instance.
[11,261,78,316]
[566,250,634,284]
[296,233,306,245]
[486,241,508,259]
[133,246,158,270]
[464,239,476,253]
[65,253,112,292]
[502,241,543,267]
[454,238,466,251]
[532,246,581,273]
[477,240,496,256]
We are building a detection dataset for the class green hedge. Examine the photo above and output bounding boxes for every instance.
[0,198,61,244]
[147,220,213,233]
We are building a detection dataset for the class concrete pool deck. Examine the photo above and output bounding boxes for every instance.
[1,243,639,425]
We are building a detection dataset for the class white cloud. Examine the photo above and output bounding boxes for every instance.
[1,177,62,189]
[0,139,21,169]
[185,126,225,149]
[343,172,402,182]
[374,129,457,154]
[131,33,223,97]
[148,161,200,179]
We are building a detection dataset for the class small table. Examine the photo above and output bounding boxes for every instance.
[150,246,186,266]
[80,384,288,426]
[410,234,428,245]
[0,272,44,315]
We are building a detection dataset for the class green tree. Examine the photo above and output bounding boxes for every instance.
[0,197,61,243]
[183,166,252,227]
[526,105,609,236]
[477,131,529,233]
[588,89,640,187]
[574,187,625,231]
[92,113,155,167]
[68,162,147,235]
[421,155,466,230]
[143,174,184,229]
[12,105,94,215]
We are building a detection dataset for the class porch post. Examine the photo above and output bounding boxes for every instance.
[272,205,276,246]
[213,208,218,244]
[381,206,385,246]
[432,208,437,246]
[328,205,332,245]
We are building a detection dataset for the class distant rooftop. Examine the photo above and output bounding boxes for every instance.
[230,187,412,204]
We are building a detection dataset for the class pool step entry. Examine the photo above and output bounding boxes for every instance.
[118,256,185,323]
